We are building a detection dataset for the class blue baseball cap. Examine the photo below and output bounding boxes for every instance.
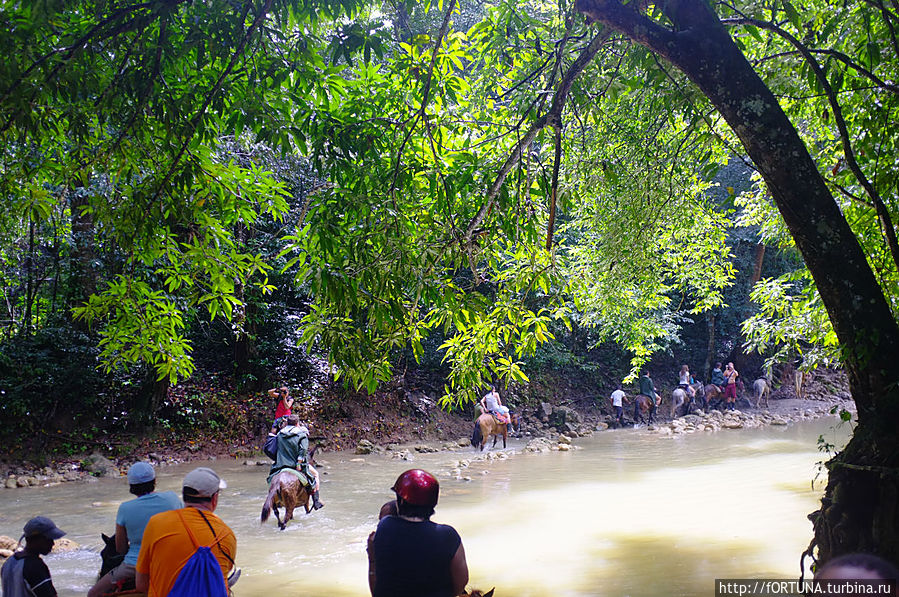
[127,462,156,484]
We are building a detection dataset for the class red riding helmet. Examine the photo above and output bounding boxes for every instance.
[392,469,439,507]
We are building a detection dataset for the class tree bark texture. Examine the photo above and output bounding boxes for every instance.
[575,0,899,565]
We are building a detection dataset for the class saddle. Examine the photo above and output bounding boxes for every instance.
[490,412,511,425]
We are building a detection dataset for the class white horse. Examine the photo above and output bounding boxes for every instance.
[753,378,771,408]
[670,383,703,418]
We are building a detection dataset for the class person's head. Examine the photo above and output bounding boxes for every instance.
[816,553,899,582]
[127,461,157,496]
[642,371,650,378]
[279,386,290,398]
[726,362,734,370]
[182,467,226,508]
[378,499,398,519]
[285,414,300,426]
[392,469,439,519]
[715,362,722,369]
[22,516,66,556]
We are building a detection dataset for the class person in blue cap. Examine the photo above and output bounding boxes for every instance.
[1,516,66,597]
[88,461,181,597]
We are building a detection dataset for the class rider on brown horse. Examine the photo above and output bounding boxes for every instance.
[269,414,324,510]
[479,385,511,425]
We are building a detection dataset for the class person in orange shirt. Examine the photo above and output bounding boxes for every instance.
[135,467,237,596]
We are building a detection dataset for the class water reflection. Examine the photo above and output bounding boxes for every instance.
[0,416,850,596]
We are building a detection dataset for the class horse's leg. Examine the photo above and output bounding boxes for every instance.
[502,425,507,449]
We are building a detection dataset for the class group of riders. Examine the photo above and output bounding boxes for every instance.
[612,362,742,427]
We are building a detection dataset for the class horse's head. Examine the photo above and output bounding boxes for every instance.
[99,532,124,578]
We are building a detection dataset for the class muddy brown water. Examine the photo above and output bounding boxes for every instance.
[0,416,851,596]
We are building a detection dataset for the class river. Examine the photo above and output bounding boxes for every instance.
[0,415,851,596]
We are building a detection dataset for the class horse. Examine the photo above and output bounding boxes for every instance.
[261,469,312,529]
[471,412,519,451]
[753,378,771,408]
[464,590,495,597]
[670,382,703,418]
[633,394,657,424]
[703,384,724,410]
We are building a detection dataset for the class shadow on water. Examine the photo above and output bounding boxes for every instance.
[575,534,764,597]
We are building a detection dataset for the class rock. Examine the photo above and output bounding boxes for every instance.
[5,478,16,489]
[682,414,702,425]
[722,419,744,429]
[414,444,439,453]
[0,536,16,550]
[52,538,78,552]
[558,443,570,451]
[457,438,470,447]
[525,438,553,453]
[558,435,572,445]
[538,402,553,421]
[16,477,34,487]
[392,449,414,461]
[771,417,788,426]
[0,548,12,559]
[355,439,375,455]
[83,453,117,477]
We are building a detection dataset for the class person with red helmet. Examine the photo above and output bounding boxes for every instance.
[367,469,469,597]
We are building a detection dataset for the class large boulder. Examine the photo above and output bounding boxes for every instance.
[548,405,582,430]
[83,453,118,477]
[355,439,375,455]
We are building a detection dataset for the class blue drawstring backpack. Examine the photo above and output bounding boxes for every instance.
[167,510,229,597]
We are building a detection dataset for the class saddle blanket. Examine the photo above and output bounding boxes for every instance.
[267,466,312,488]
[491,412,511,425]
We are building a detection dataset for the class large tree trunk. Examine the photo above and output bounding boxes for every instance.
[576,0,899,565]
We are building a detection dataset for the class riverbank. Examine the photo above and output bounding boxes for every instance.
[0,369,851,492]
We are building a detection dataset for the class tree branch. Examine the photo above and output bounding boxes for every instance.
[151,0,271,205]
[725,16,899,273]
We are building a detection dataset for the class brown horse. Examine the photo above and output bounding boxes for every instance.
[471,413,518,451]
[703,384,723,409]
[633,394,657,424]
[261,470,312,530]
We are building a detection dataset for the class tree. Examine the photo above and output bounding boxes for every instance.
[574,0,899,566]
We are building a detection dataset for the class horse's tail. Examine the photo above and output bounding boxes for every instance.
[261,477,279,523]
[471,419,482,447]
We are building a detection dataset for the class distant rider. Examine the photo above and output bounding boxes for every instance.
[479,385,511,425]
[678,364,696,399]
[269,386,294,433]
[710,362,726,390]
[269,414,324,510]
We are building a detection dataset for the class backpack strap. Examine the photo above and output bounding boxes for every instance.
[175,509,227,550]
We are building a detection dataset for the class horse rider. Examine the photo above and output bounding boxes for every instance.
[710,362,725,391]
[367,469,469,597]
[269,414,324,510]
[88,462,181,597]
[479,385,511,425]
[269,385,294,434]
[638,371,660,416]
[678,364,696,400]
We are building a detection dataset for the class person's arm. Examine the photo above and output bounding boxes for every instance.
[115,523,129,555]
[268,388,280,399]
[135,571,149,593]
[449,542,469,596]
[366,531,377,595]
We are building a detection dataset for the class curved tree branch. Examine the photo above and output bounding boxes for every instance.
[725,16,899,273]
